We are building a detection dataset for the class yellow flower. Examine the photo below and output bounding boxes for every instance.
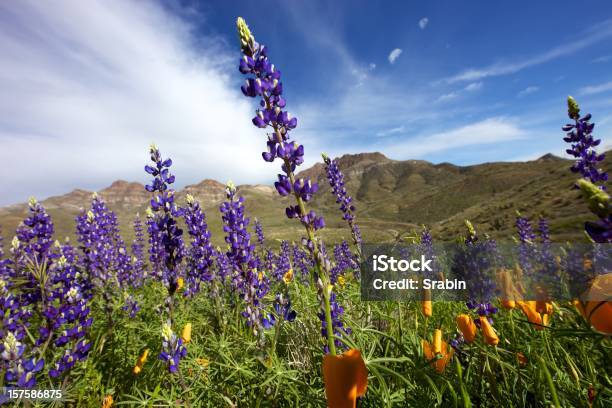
[258,270,264,282]
[283,268,294,284]
[177,277,184,291]
[132,349,149,375]
[196,357,210,368]
[337,275,346,288]
[181,323,192,344]
[102,395,113,408]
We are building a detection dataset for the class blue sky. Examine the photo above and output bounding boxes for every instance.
[1,1,612,205]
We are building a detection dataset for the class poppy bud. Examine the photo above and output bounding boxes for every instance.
[322,349,368,408]
[181,323,192,344]
[456,314,477,343]
[480,317,499,346]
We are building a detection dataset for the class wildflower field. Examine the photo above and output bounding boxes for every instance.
[1,17,611,408]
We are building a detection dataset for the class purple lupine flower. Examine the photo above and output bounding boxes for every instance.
[291,243,312,279]
[254,218,265,248]
[563,97,608,188]
[183,194,214,297]
[274,241,292,281]
[417,228,439,282]
[318,291,351,354]
[144,145,189,372]
[330,240,359,284]
[452,221,499,317]
[220,181,257,291]
[273,293,297,324]
[144,144,184,292]
[130,214,146,286]
[237,17,348,354]
[45,246,92,378]
[322,154,363,254]
[76,194,129,318]
[5,202,92,385]
[515,212,538,276]
[221,182,272,342]
[13,198,55,268]
[538,217,551,244]
[159,322,187,374]
[121,292,141,318]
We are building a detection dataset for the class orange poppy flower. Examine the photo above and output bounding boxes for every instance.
[501,299,516,309]
[456,314,477,343]
[283,268,294,284]
[479,316,499,345]
[322,349,368,408]
[574,300,612,335]
[517,301,547,330]
[102,395,113,408]
[422,329,454,373]
[536,300,553,315]
[516,352,528,367]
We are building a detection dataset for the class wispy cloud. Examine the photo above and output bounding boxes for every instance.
[436,82,482,103]
[0,1,271,206]
[388,48,403,64]
[369,62,377,70]
[419,17,429,30]
[592,55,611,63]
[444,18,612,83]
[392,117,526,157]
[518,86,540,97]
[579,80,612,95]
[464,82,483,92]
[376,126,405,137]
[436,92,459,103]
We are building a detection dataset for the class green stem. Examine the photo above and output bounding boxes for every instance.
[538,356,561,408]
[267,107,337,356]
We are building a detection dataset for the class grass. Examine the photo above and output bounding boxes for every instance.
[29,268,611,407]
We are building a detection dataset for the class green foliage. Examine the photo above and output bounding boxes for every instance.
[26,275,612,407]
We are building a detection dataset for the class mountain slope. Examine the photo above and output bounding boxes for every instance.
[1,151,609,248]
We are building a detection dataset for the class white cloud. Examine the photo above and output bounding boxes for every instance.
[0,0,272,206]
[435,82,482,103]
[592,55,611,63]
[392,117,526,157]
[376,126,405,137]
[369,62,377,70]
[444,18,612,83]
[436,92,459,102]
[388,48,403,64]
[518,86,540,97]
[418,17,429,30]
[579,80,612,95]
[464,82,483,92]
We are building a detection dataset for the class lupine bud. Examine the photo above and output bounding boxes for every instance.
[567,96,580,120]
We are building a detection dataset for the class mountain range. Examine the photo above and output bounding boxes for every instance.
[1,151,610,249]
